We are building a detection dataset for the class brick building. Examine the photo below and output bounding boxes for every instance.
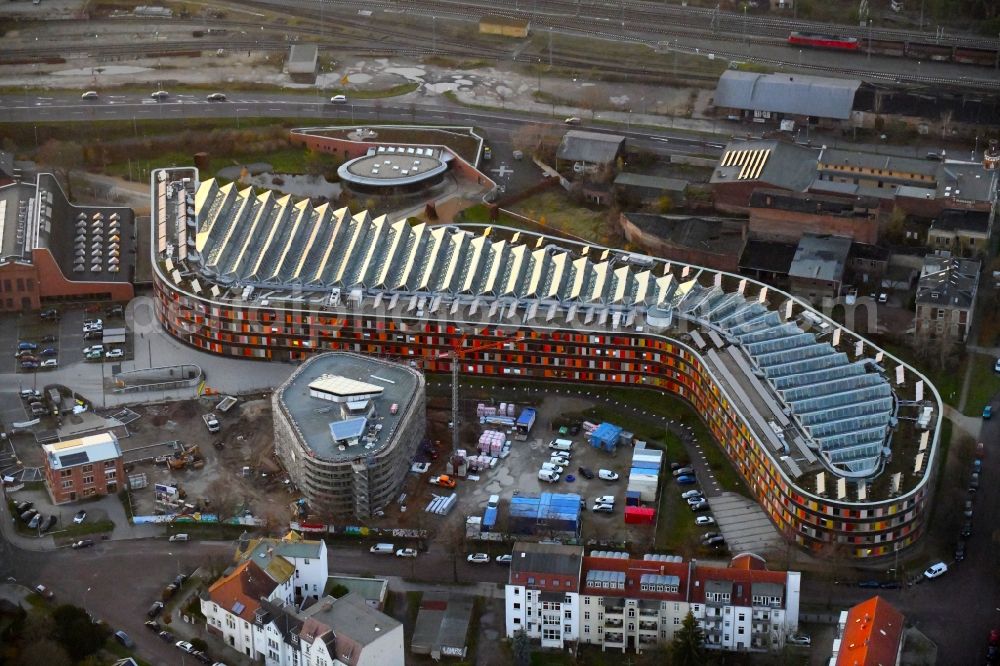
[709,140,818,214]
[748,189,882,245]
[42,433,125,504]
[0,173,134,313]
[618,213,747,273]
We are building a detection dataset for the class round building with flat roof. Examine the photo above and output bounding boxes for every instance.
[337,145,450,192]
[272,351,426,520]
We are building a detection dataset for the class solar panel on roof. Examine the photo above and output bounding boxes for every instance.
[232,601,245,615]
[58,451,90,467]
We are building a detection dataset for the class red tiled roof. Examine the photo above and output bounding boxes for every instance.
[690,562,787,605]
[730,553,768,570]
[581,555,688,601]
[835,596,904,666]
[207,560,280,622]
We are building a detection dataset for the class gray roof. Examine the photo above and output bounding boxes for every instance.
[288,44,318,72]
[936,161,998,204]
[410,593,473,656]
[621,213,746,256]
[711,139,818,191]
[788,234,851,282]
[818,148,938,179]
[917,255,980,309]
[713,70,861,120]
[614,172,689,193]
[557,130,625,164]
[930,209,990,234]
[510,541,583,579]
[277,353,421,462]
[299,593,400,648]
[326,575,387,605]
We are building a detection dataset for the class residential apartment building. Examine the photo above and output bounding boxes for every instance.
[507,546,801,655]
[41,433,125,504]
[236,532,329,604]
[915,254,980,342]
[830,596,905,665]
[505,542,583,649]
[204,559,294,659]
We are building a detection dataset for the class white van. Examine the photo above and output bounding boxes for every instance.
[369,543,395,554]
[168,534,189,542]
[548,439,573,451]
[540,462,564,474]
[538,469,560,483]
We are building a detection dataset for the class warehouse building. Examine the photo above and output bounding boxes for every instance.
[152,164,943,558]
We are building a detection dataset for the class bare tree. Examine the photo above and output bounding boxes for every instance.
[36,139,83,200]
[203,478,237,521]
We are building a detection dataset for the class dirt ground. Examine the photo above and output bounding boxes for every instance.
[123,394,289,522]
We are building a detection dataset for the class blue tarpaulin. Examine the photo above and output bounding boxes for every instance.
[590,422,623,452]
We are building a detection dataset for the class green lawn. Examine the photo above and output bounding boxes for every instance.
[962,353,1000,416]
[508,191,611,243]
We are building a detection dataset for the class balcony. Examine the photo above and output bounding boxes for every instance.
[542,615,561,627]
[604,604,625,615]
[639,621,658,631]
[638,635,658,647]
[638,608,659,618]
[604,632,625,646]
[604,618,624,629]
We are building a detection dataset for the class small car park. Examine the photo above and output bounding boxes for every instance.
[467,553,490,564]
[923,562,948,579]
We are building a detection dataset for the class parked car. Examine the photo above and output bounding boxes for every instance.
[395,548,418,558]
[71,539,95,549]
[466,553,490,564]
[954,540,967,562]
[676,475,697,485]
[964,499,974,518]
[40,334,57,343]
[984,405,992,419]
[106,304,125,317]
[857,579,881,589]
[686,495,707,507]
[20,509,37,523]
[330,94,347,103]
[969,472,980,492]
[495,554,512,565]
[695,516,715,526]
[151,90,169,99]
[672,467,695,477]
[105,348,124,360]
[41,515,57,532]
[577,466,595,479]
[564,116,581,124]
[702,535,725,547]
[592,495,615,505]
[689,500,709,512]
[598,469,619,481]
[145,620,161,632]
[158,630,175,642]
[175,640,196,653]
[41,359,58,368]
[14,500,32,512]
[40,309,60,320]
[83,331,102,341]
[681,490,703,500]
[961,519,973,538]
[17,341,37,351]
[114,630,134,648]
[73,510,87,524]
[879,581,900,589]
[787,633,811,646]
[147,601,164,618]
[28,514,41,529]
[592,503,614,513]
[923,561,948,579]
[193,652,213,665]
[20,361,39,370]
[40,347,57,357]
[206,92,227,101]
[702,532,722,541]
[34,584,54,600]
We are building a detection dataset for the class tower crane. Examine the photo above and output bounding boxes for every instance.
[435,331,524,459]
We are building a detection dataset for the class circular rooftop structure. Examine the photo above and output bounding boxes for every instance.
[337,145,450,188]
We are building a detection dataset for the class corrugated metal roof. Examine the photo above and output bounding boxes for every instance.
[556,130,625,164]
[714,70,861,120]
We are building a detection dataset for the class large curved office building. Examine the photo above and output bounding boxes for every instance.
[151,166,942,559]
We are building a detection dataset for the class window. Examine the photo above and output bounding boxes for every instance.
[564,624,571,633]
[304,558,310,564]
[564,610,571,619]
[62,480,73,489]
[543,628,560,641]
[82,464,93,473]
[60,469,72,477]
[673,617,681,625]
[82,475,94,486]
[584,625,590,633]
[628,608,635,618]
[584,612,590,620]
[514,603,521,610]
[105,470,116,479]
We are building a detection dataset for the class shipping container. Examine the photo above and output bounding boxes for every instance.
[483,506,498,531]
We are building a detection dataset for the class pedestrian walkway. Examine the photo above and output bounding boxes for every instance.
[943,405,981,441]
